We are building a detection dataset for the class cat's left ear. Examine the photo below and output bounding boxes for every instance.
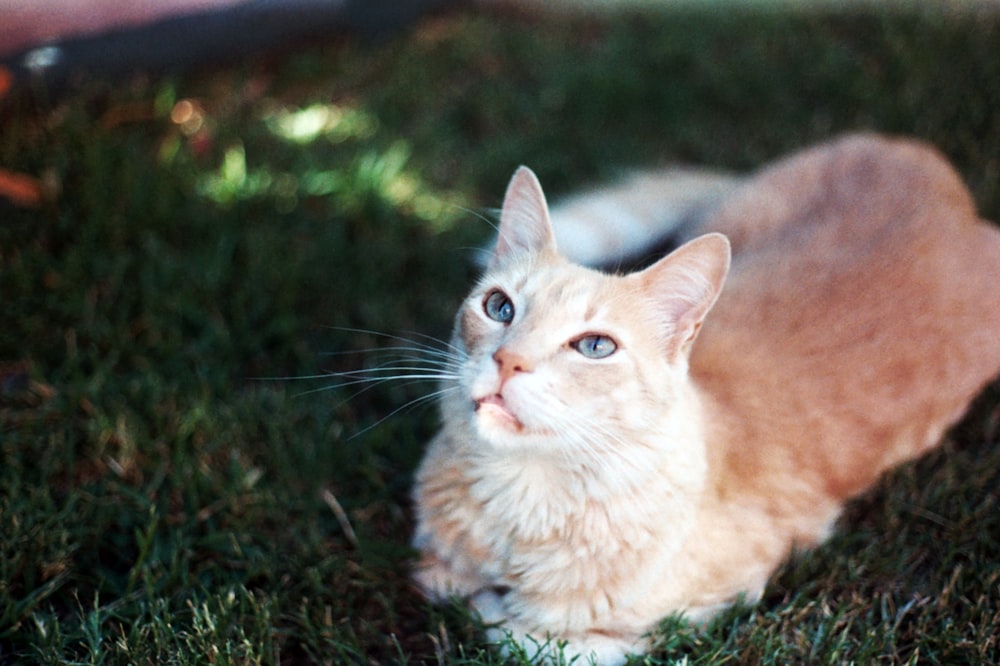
[636,233,731,360]
[490,166,558,268]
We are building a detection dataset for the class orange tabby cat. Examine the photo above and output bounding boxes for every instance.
[411,133,1000,664]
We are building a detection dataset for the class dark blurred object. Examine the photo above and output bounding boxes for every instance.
[0,0,463,98]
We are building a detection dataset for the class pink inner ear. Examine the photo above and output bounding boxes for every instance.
[637,233,731,357]
[492,167,558,265]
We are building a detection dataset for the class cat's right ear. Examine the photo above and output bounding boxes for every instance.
[490,167,558,268]
[636,233,731,360]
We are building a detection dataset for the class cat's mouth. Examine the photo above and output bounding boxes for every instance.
[474,394,525,433]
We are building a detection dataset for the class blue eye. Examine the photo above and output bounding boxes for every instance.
[484,289,515,324]
[572,334,617,359]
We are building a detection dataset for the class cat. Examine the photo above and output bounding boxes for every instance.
[409,133,1000,664]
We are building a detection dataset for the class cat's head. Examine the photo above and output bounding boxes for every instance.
[445,167,730,456]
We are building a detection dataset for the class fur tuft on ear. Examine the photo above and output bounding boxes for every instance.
[636,233,731,359]
[491,167,558,267]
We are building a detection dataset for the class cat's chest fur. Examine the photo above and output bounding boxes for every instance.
[466,447,683,547]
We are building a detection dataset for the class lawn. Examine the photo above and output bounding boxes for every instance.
[1,3,999,664]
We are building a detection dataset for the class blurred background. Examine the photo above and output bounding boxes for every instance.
[1,1,999,664]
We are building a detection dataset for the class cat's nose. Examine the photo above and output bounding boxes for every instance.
[493,347,532,382]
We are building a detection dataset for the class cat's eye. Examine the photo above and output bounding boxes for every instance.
[483,289,515,324]
[572,334,617,359]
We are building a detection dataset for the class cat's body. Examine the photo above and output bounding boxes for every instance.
[411,134,1000,664]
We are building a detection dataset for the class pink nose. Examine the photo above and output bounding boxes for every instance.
[493,347,532,382]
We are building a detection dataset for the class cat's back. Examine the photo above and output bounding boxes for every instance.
[691,134,1000,502]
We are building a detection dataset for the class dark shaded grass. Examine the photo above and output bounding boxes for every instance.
[1,4,998,664]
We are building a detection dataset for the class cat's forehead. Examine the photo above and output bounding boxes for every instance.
[480,258,635,322]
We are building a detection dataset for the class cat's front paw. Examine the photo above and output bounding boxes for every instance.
[485,625,638,666]
[412,552,485,602]
[561,631,643,666]
[473,594,639,666]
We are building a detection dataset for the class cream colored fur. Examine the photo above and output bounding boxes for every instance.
[548,168,738,267]
[411,133,1000,664]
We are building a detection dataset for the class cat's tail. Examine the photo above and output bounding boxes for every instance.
[547,168,740,268]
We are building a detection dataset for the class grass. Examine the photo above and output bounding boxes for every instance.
[2,3,999,664]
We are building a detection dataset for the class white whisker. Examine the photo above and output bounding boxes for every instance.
[293,372,458,397]
[267,328,469,438]
[449,204,499,233]
[322,326,461,357]
[348,385,462,441]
